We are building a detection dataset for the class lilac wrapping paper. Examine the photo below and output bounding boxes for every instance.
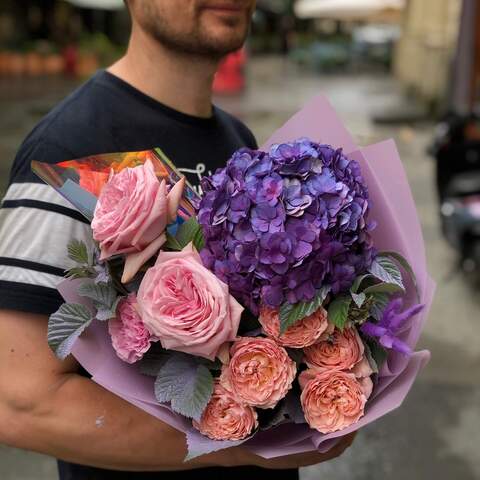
[61,95,433,459]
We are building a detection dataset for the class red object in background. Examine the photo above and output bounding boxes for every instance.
[213,49,246,94]
[63,45,78,76]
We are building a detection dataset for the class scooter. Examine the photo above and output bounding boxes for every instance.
[430,114,480,278]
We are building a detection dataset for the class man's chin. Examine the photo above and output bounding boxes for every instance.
[197,29,248,55]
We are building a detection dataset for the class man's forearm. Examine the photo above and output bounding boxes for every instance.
[2,372,238,471]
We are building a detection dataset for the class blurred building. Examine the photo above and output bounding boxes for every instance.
[393,0,463,111]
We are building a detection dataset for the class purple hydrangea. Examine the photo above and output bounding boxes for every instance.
[198,139,376,314]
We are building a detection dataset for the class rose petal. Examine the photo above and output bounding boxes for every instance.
[121,233,166,284]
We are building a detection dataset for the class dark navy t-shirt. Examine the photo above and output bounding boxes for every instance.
[0,71,299,480]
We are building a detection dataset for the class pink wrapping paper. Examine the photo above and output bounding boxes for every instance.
[61,95,433,459]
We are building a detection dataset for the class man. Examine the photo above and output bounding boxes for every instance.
[0,1,355,479]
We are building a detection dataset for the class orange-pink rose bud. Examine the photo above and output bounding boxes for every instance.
[193,381,258,441]
[220,337,296,409]
[259,305,331,348]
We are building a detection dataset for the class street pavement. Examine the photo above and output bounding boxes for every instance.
[1,56,479,480]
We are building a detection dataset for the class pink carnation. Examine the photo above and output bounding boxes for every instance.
[299,369,372,434]
[303,326,364,373]
[193,381,258,441]
[108,294,154,364]
[220,337,296,409]
[259,305,331,348]
[137,244,243,361]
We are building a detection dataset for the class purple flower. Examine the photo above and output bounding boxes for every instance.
[251,203,286,234]
[197,139,375,313]
[285,218,316,262]
[227,194,251,223]
[233,220,256,242]
[261,277,284,307]
[247,173,284,207]
[361,298,424,356]
[234,242,259,272]
[284,179,313,216]
[258,232,294,274]
[330,263,356,293]
[306,168,337,195]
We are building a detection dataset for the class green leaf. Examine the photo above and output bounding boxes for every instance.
[67,240,91,266]
[365,339,388,369]
[379,250,420,301]
[351,291,366,308]
[65,266,95,280]
[164,231,183,251]
[350,274,374,293]
[175,218,204,249]
[363,283,404,295]
[368,255,404,291]
[279,286,330,334]
[48,303,93,360]
[78,281,118,319]
[363,342,379,374]
[327,295,352,330]
[192,226,205,252]
[369,292,390,321]
[154,354,214,421]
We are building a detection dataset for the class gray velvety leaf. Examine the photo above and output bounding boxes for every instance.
[184,429,246,462]
[95,296,122,322]
[78,281,118,315]
[139,349,174,377]
[48,303,93,360]
[154,354,214,421]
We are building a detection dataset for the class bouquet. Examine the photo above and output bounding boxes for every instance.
[32,96,433,459]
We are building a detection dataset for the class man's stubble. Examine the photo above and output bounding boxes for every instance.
[137,1,253,59]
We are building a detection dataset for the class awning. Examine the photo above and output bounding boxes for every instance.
[64,0,125,10]
[294,0,405,21]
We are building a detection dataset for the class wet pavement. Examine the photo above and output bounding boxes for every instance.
[1,56,479,480]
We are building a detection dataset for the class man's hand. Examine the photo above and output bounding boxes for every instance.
[0,309,356,471]
[230,432,357,469]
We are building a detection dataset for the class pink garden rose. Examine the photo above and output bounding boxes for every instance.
[108,294,154,364]
[299,369,372,433]
[92,159,184,281]
[193,381,258,441]
[303,327,364,373]
[259,305,330,348]
[137,243,243,360]
[220,337,296,409]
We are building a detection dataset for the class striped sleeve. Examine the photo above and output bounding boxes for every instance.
[0,143,94,315]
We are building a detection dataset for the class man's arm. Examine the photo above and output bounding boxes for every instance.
[0,310,355,471]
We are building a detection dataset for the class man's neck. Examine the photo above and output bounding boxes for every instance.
[108,25,219,118]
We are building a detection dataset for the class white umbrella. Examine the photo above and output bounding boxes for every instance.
[295,0,405,20]
[64,0,125,10]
